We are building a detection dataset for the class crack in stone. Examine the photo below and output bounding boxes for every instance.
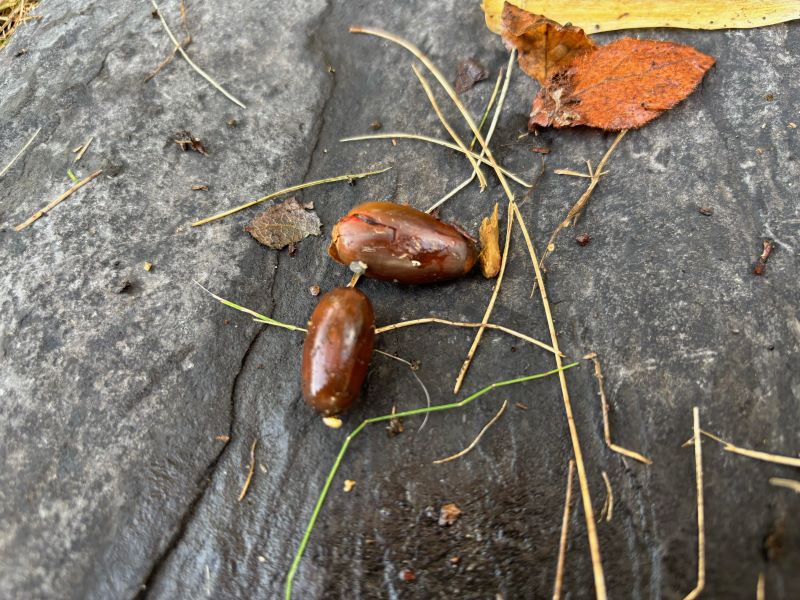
[133,325,265,598]
[132,2,338,594]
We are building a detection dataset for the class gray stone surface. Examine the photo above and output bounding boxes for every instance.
[1,1,798,599]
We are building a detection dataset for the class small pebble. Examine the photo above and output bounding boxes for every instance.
[309,285,321,296]
[698,207,713,216]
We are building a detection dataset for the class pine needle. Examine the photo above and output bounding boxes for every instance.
[73,135,93,163]
[599,471,614,522]
[283,362,579,600]
[552,459,575,600]
[237,438,258,502]
[340,133,531,187]
[770,477,800,493]
[15,170,102,231]
[700,430,800,468]
[584,352,652,464]
[0,126,40,178]
[683,407,706,600]
[376,316,559,355]
[432,399,508,464]
[757,572,765,600]
[427,51,514,213]
[191,167,390,226]
[149,0,246,108]
[411,64,487,189]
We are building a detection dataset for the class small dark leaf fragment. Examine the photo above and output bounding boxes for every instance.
[245,197,321,250]
[530,146,551,154]
[370,120,382,130]
[399,568,416,582]
[454,58,489,93]
[698,206,713,216]
[576,232,591,246]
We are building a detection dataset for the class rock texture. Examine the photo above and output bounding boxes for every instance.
[0,1,798,599]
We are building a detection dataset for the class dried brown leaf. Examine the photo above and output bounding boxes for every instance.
[438,503,462,526]
[174,130,208,155]
[479,202,501,278]
[245,197,321,250]
[501,3,595,85]
[529,38,715,130]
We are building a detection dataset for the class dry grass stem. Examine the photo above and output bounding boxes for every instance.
[683,407,706,600]
[191,167,390,226]
[340,133,531,187]
[453,203,515,393]
[700,430,800,467]
[14,169,102,231]
[428,51,515,213]
[770,477,800,493]
[238,438,258,502]
[538,130,627,278]
[554,168,609,179]
[552,459,575,600]
[149,0,246,108]
[0,0,39,48]
[352,27,606,596]
[347,272,361,288]
[1,127,40,178]
[585,352,652,464]
[599,471,614,522]
[376,316,559,355]
[432,399,508,464]
[411,64,487,189]
[73,136,93,163]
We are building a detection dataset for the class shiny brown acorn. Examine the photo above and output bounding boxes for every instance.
[301,287,375,415]
[328,202,479,284]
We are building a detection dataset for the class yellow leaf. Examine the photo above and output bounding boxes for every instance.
[482,0,800,34]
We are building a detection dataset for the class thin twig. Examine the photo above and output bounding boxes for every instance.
[684,407,705,600]
[284,362,580,599]
[15,170,102,231]
[374,349,431,432]
[700,430,800,468]
[191,167,390,226]
[350,27,606,597]
[538,131,627,275]
[73,136,93,163]
[432,399,508,464]
[770,477,800,493]
[0,127,40,178]
[428,51,514,213]
[340,133,531,188]
[453,202,515,393]
[238,438,258,502]
[376,316,558,355]
[584,352,652,464]
[149,0,246,108]
[552,459,575,600]
[411,64,486,189]
[599,471,614,522]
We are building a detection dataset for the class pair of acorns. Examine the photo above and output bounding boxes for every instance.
[303,201,479,415]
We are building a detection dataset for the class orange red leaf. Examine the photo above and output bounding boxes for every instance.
[528,38,715,130]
